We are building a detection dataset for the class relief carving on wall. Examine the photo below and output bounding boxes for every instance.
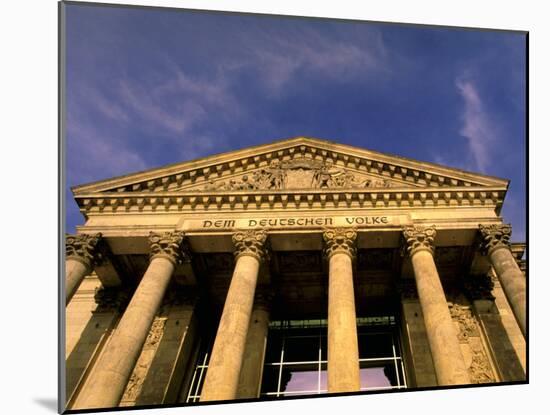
[448,301,496,384]
[449,304,480,343]
[203,159,394,191]
[122,316,167,403]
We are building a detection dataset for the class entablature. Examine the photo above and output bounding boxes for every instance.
[74,186,506,217]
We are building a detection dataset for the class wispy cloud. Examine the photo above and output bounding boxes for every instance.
[66,118,148,185]
[455,77,496,173]
[222,26,390,96]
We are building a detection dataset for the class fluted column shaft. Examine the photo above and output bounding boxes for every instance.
[480,224,526,336]
[76,231,187,409]
[200,230,268,402]
[403,226,470,386]
[65,233,102,304]
[324,228,360,393]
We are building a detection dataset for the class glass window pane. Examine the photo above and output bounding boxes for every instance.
[280,363,319,395]
[260,365,281,394]
[360,362,398,389]
[320,335,327,361]
[358,333,394,358]
[319,363,327,391]
[264,332,283,363]
[283,336,319,362]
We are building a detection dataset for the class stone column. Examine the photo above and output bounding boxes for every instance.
[323,228,360,393]
[237,289,273,399]
[402,226,470,386]
[65,233,102,305]
[200,230,268,402]
[479,224,526,336]
[76,231,188,409]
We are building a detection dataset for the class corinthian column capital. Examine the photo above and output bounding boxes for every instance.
[232,230,269,262]
[66,233,103,269]
[323,228,357,261]
[402,225,436,256]
[148,231,190,265]
[479,224,512,255]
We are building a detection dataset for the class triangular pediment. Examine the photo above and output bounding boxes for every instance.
[73,137,508,196]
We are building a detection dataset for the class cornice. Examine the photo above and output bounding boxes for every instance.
[74,186,506,217]
[72,137,508,195]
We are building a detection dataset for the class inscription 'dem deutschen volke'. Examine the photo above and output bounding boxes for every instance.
[201,215,395,229]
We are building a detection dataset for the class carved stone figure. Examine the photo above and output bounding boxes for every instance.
[269,160,286,189]
[199,157,399,191]
[239,175,254,190]
[368,178,392,188]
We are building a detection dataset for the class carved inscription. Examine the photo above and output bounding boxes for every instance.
[193,214,405,231]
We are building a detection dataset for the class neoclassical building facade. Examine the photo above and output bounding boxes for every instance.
[63,137,526,411]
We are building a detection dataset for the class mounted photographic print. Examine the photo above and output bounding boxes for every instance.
[60,1,527,413]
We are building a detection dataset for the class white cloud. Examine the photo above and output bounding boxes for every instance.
[456,77,496,173]
[222,26,389,96]
[66,119,148,185]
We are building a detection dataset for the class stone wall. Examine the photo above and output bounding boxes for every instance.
[65,275,122,407]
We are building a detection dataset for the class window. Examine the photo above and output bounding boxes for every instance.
[185,316,406,402]
[185,338,211,403]
[260,316,406,397]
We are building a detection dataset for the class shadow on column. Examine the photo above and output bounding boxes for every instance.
[133,304,199,406]
[480,311,525,382]
[65,311,118,406]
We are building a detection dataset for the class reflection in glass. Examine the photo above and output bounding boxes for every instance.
[260,318,406,398]
[281,364,319,395]
[359,364,397,389]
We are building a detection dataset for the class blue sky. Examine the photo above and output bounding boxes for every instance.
[65,3,526,241]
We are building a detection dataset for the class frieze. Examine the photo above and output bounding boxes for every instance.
[202,158,395,191]
[181,214,411,232]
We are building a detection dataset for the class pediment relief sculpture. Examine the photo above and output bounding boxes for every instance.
[202,158,397,192]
